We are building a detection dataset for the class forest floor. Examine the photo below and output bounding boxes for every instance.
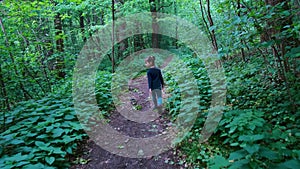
[70,57,185,169]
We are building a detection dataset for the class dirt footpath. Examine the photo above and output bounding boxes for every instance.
[70,57,184,169]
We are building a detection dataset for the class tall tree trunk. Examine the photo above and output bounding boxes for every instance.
[0,66,9,111]
[206,0,218,51]
[55,13,64,52]
[111,0,115,73]
[54,13,65,78]
[199,0,218,52]
[87,14,92,37]
[80,12,87,42]
[0,65,9,131]
[100,11,105,25]
[149,0,159,48]
[174,0,178,48]
[237,0,246,62]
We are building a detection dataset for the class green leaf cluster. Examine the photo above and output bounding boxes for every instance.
[0,95,87,169]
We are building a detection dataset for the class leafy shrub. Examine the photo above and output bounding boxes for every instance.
[164,55,211,123]
[210,109,300,169]
[0,94,87,169]
[95,71,114,114]
[204,60,300,168]
[163,54,218,167]
[178,58,300,168]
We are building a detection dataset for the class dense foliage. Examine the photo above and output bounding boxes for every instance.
[0,94,87,168]
[172,55,300,168]
[1,0,299,168]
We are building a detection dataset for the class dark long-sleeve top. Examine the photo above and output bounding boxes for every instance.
[147,67,164,90]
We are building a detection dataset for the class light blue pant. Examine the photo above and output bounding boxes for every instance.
[151,89,162,107]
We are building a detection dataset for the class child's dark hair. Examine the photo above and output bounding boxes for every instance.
[145,56,155,66]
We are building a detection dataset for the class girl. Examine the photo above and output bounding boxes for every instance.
[145,56,165,111]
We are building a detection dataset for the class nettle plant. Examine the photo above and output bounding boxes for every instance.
[0,95,87,169]
[210,109,300,169]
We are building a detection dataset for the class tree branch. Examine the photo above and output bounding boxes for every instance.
[157,2,174,11]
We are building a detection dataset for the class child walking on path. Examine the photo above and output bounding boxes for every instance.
[144,56,165,112]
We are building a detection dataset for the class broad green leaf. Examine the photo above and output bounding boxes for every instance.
[45,156,55,165]
[69,122,83,131]
[6,153,27,162]
[65,114,75,120]
[285,46,300,58]
[35,141,51,151]
[62,135,75,144]
[229,159,250,169]
[10,139,24,145]
[17,146,33,153]
[260,147,279,160]
[229,149,247,160]
[23,163,46,169]
[52,128,65,137]
[277,159,300,169]
[52,147,66,156]
[228,126,237,133]
[8,124,24,132]
[209,155,230,169]
[26,132,38,137]
[46,125,54,133]
[230,142,239,146]
[36,134,48,139]
[243,144,260,154]
[66,146,73,154]
[15,161,30,167]
[238,134,264,142]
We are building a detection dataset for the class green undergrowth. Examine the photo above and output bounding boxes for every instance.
[0,71,115,168]
[0,94,87,169]
[164,54,300,168]
[207,59,300,169]
[95,71,114,116]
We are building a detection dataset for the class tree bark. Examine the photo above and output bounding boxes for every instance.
[111,0,115,73]
[206,0,218,51]
[54,13,65,78]
[55,13,64,52]
[174,0,178,48]
[149,0,159,48]
[199,0,218,52]
[237,0,246,62]
[79,12,87,42]
[0,65,8,131]
[0,66,9,111]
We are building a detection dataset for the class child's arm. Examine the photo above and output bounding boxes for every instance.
[159,70,165,89]
[147,71,152,92]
